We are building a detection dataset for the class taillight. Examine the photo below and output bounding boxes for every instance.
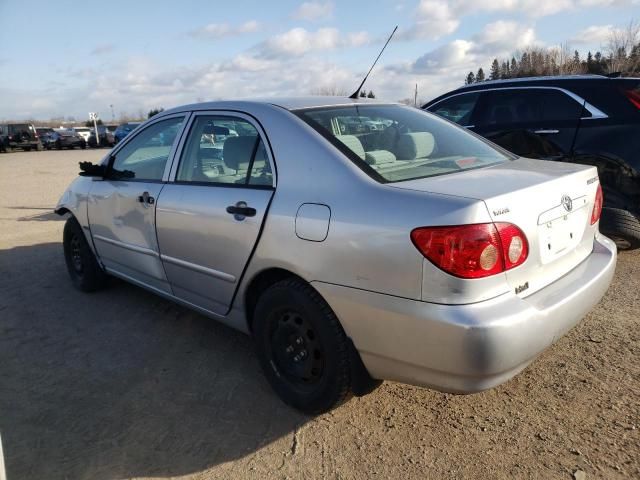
[591,183,603,225]
[623,88,640,110]
[410,223,528,279]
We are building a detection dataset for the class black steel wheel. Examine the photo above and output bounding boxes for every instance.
[253,278,354,414]
[63,216,108,292]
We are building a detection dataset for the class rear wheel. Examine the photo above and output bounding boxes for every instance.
[600,208,640,250]
[63,216,108,292]
[253,278,353,414]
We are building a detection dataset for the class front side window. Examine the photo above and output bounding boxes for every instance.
[430,92,480,125]
[176,115,273,187]
[111,116,184,181]
[296,104,509,183]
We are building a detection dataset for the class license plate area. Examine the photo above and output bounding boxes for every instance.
[538,212,585,264]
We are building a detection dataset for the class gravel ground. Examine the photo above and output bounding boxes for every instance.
[0,149,638,480]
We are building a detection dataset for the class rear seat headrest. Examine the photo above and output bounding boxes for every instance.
[365,150,396,165]
[223,136,258,170]
[396,132,435,160]
[336,135,365,160]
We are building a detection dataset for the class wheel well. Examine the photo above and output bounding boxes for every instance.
[244,268,303,332]
[55,207,70,216]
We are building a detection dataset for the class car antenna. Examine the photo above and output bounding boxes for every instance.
[348,25,398,99]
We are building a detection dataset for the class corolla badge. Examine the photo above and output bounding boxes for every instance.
[561,194,573,212]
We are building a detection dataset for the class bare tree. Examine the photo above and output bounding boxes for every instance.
[606,20,640,74]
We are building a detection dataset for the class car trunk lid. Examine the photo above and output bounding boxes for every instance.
[391,157,600,298]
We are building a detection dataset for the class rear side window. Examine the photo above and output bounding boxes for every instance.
[176,115,273,187]
[477,89,584,125]
[296,104,509,183]
[429,92,480,125]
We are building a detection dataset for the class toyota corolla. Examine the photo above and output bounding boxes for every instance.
[55,98,617,413]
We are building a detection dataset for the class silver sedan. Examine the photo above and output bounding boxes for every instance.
[56,98,617,413]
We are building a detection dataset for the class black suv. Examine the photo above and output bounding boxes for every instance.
[423,75,640,249]
[0,123,42,152]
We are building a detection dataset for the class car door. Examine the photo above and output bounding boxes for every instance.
[473,88,583,161]
[155,112,275,316]
[87,114,188,293]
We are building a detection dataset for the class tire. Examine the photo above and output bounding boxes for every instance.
[81,141,86,149]
[56,140,62,150]
[23,146,31,151]
[253,278,353,414]
[600,208,640,250]
[63,216,108,292]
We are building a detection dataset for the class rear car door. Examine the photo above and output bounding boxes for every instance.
[87,114,187,293]
[473,88,583,161]
[155,112,275,315]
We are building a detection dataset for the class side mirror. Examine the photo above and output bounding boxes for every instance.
[79,161,107,178]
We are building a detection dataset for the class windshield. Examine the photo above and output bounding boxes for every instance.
[296,104,511,183]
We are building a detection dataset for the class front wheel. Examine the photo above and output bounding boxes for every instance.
[253,278,354,414]
[63,216,108,292]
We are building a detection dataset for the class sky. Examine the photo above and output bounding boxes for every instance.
[0,0,638,121]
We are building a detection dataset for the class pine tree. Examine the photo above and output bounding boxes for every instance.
[476,68,485,82]
[359,90,366,98]
[489,59,500,80]
[465,71,476,85]
[501,61,509,79]
[511,57,518,77]
[367,90,375,98]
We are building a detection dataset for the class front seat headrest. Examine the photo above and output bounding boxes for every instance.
[223,136,258,170]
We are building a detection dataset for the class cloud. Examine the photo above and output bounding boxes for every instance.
[189,20,260,39]
[471,20,536,54]
[257,27,369,57]
[569,24,615,44]
[398,1,459,40]
[90,44,115,55]
[402,20,537,75]
[292,2,334,21]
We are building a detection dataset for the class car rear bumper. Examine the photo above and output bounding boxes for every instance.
[312,233,617,393]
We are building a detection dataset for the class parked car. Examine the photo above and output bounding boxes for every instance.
[87,126,115,148]
[113,122,141,143]
[36,127,55,149]
[423,74,640,249]
[49,130,87,149]
[55,98,616,414]
[0,123,42,151]
[71,127,92,143]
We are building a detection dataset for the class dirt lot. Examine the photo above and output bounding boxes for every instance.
[0,149,638,480]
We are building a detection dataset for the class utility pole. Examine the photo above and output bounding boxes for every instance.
[414,83,418,107]
[110,104,115,122]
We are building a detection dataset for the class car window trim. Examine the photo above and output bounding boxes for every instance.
[427,86,608,120]
[106,112,191,183]
[167,110,277,189]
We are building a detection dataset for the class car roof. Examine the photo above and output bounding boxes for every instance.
[161,96,394,116]
[423,74,640,108]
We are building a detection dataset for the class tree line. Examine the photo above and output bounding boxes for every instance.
[465,21,640,84]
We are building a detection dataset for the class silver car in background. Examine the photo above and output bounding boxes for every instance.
[55,98,616,413]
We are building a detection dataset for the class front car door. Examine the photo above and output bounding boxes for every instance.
[472,88,583,161]
[87,114,187,293]
[427,91,481,129]
[155,112,275,315]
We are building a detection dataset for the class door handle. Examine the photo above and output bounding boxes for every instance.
[137,191,155,205]
[226,201,256,219]
[533,129,559,134]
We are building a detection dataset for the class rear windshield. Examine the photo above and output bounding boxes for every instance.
[295,104,510,183]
